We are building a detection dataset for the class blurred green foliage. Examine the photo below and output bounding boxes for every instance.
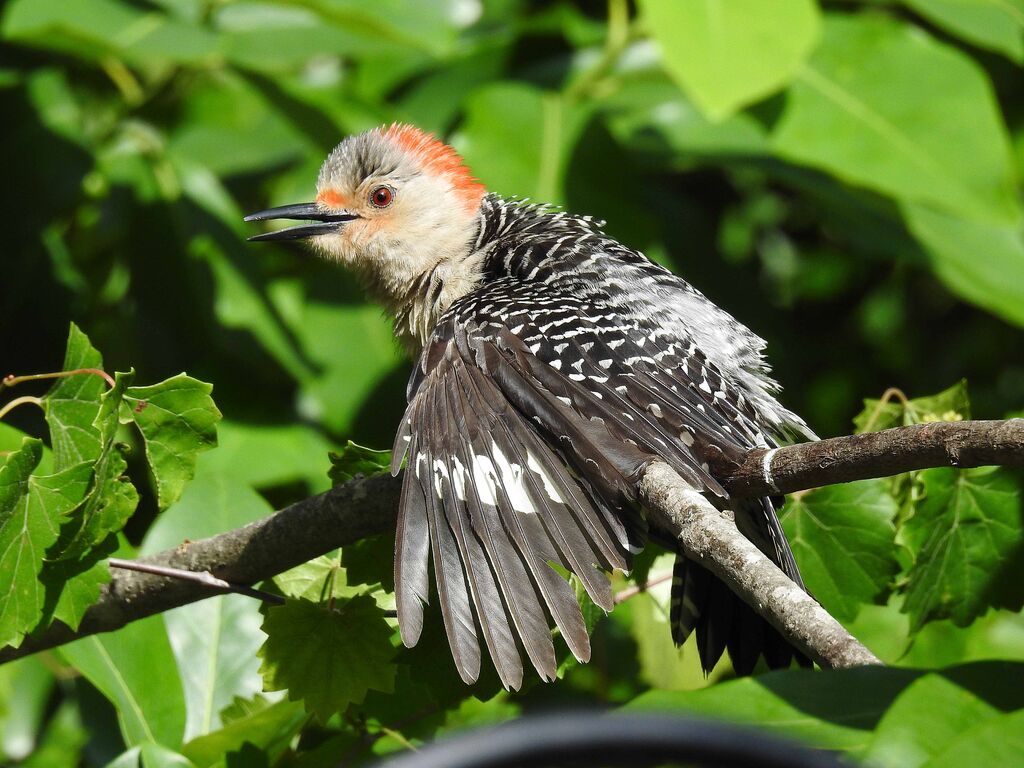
[1,0,1023,765]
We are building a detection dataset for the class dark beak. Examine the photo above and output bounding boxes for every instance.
[244,202,358,242]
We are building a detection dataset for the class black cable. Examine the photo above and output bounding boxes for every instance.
[372,711,850,768]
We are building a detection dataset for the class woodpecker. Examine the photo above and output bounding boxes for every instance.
[246,124,815,690]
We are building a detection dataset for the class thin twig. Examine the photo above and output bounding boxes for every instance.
[859,387,909,434]
[2,368,116,391]
[0,395,43,421]
[108,558,285,605]
[614,572,673,604]
[719,419,1024,497]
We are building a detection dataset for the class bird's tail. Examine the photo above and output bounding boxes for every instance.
[669,497,811,675]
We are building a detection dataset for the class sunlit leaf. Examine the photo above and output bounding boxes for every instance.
[625,664,923,750]
[140,470,273,742]
[853,380,970,434]
[899,466,1024,630]
[0,656,55,761]
[781,479,899,621]
[925,709,1024,767]
[196,420,333,494]
[863,670,1008,768]
[900,0,1024,63]
[328,441,391,486]
[1,0,218,66]
[180,699,306,768]
[42,323,107,470]
[639,0,821,121]
[904,204,1024,329]
[121,373,221,510]
[59,614,187,748]
[455,82,587,204]
[772,15,1021,225]
[0,439,92,648]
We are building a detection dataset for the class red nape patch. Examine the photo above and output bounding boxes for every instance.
[382,123,486,212]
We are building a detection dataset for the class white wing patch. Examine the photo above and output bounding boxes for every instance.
[470,446,536,513]
[526,452,565,504]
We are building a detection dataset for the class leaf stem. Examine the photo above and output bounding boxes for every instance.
[860,387,909,434]
[107,558,285,605]
[0,396,43,421]
[2,368,116,391]
[563,0,635,104]
[100,57,144,106]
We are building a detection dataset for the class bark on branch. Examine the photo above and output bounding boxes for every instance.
[640,462,880,668]
[2,419,1020,666]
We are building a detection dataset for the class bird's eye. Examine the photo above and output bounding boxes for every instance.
[369,186,394,208]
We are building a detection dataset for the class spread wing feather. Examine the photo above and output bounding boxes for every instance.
[393,425,430,648]
[395,275,810,681]
[452,372,551,687]
[431,380,524,688]
[420,395,481,684]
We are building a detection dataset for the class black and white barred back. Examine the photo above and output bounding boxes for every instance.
[392,195,812,689]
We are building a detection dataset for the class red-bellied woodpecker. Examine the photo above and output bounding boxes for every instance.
[246,124,816,690]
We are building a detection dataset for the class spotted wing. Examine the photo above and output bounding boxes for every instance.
[394,278,806,683]
[392,317,638,689]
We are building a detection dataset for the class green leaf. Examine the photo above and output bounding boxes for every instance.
[1,0,218,66]
[0,440,92,648]
[854,380,970,434]
[165,596,266,743]
[625,664,922,750]
[455,83,587,204]
[602,78,769,161]
[180,699,306,768]
[900,466,1024,630]
[190,238,317,383]
[18,699,86,768]
[925,709,1024,767]
[258,596,397,721]
[59,614,187,748]
[0,655,55,761]
[781,479,900,621]
[639,0,821,121]
[904,204,1024,329]
[61,443,138,560]
[168,74,310,178]
[42,323,107,470]
[270,556,385,605]
[121,374,221,511]
[863,670,1010,768]
[328,441,391,486]
[139,743,196,768]
[196,421,333,494]
[40,535,117,632]
[901,0,1024,63]
[771,15,1021,225]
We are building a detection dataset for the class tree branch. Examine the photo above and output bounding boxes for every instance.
[639,462,880,668]
[719,419,1024,497]
[3,419,1020,666]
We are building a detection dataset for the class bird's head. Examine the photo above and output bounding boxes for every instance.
[245,124,486,295]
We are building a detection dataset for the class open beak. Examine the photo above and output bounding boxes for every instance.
[244,202,358,242]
